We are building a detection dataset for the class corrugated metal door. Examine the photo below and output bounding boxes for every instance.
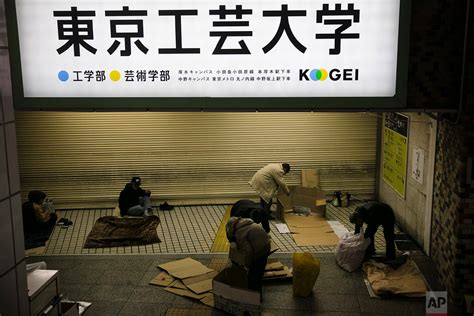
[15,112,377,206]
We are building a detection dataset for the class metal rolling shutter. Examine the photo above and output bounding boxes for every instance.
[15,112,377,206]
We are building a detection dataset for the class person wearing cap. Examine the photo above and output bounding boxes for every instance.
[230,199,270,233]
[249,163,291,220]
[349,201,396,260]
[119,177,152,217]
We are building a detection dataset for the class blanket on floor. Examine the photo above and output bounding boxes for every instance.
[363,255,427,297]
[84,215,161,248]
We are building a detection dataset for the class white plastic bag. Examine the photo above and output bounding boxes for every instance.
[335,228,371,272]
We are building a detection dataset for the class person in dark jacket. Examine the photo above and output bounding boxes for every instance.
[349,201,396,260]
[119,176,152,216]
[230,199,270,233]
[22,191,64,249]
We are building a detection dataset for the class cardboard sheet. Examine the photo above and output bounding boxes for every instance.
[285,214,339,246]
[164,287,209,300]
[158,258,213,279]
[301,169,319,188]
[182,271,218,294]
[265,261,284,271]
[200,293,214,307]
[277,185,327,220]
[169,279,187,290]
[263,266,292,279]
[275,223,291,234]
[149,271,175,287]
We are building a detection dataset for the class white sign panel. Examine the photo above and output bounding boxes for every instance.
[411,146,424,184]
[15,0,401,98]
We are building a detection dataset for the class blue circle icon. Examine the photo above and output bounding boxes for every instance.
[58,71,69,82]
[310,69,319,81]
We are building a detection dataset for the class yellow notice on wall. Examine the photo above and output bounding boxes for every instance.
[383,113,409,198]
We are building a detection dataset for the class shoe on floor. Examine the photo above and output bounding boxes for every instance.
[61,219,73,228]
[159,202,174,211]
[57,218,68,225]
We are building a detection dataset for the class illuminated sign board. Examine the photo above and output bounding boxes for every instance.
[383,112,409,198]
[6,0,410,109]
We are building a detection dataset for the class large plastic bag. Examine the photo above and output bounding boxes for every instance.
[293,252,320,297]
[335,229,371,272]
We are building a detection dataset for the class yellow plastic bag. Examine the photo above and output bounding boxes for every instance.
[292,252,320,297]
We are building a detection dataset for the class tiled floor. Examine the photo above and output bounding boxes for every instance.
[41,201,398,255]
[27,203,458,315]
[28,253,460,316]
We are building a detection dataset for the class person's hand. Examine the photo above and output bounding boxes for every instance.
[145,189,151,196]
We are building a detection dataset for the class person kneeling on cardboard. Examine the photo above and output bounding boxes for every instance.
[226,217,271,296]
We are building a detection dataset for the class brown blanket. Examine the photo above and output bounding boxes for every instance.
[363,256,427,297]
[84,215,161,248]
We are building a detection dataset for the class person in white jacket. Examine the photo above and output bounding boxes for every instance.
[249,163,290,219]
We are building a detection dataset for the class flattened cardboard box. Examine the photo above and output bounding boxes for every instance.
[158,257,213,279]
[277,185,326,221]
[212,266,261,316]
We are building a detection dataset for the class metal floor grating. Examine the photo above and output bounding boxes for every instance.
[39,201,397,255]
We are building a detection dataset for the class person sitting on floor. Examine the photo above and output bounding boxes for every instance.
[22,190,71,249]
[119,176,153,217]
[349,201,396,260]
[230,199,270,233]
[226,216,271,295]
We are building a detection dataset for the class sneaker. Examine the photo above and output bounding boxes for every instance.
[61,219,73,228]
[159,202,174,211]
[57,218,67,226]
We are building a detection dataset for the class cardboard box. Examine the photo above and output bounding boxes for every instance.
[212,266,261,316]
[277,185,327,221]
[61,302,79,316]
[229,241,279,267]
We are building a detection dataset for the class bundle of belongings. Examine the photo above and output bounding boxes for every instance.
[362,254,428,297]
[335,228,371,272]
[83,215,161,248]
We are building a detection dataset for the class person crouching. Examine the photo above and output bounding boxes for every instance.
[226,217,271,295]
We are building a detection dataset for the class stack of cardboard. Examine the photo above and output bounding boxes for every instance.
[263,259,293,280]
[150,258,217,307]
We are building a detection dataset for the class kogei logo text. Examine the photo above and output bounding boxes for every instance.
[299,68,359,81]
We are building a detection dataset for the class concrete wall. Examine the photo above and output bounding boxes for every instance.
[378,113,437,252]
[0,0,29,314]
